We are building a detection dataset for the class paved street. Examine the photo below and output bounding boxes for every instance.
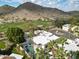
[49,28,79,40]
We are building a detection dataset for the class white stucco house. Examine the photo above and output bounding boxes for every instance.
[64,39,79,52]
[10,53,23,59]
[62,24,71,31]
[0,53,23,59]
[32,30,60,52]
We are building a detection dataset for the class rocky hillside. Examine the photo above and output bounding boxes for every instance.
[69,11,79,16]
[0,5,15,14]
[0,2,72,20]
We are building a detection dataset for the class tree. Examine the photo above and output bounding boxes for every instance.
[54,19,68,28]
[47,37,68,59]
[47,41,57,59]
[75,51,79,59]
[36,48,49,59]
[69,16,79,26]
[5,27,25,44]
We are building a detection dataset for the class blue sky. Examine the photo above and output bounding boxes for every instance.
[0,0,79,11]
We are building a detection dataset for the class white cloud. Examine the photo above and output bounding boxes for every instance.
[0,0,21,3]
[31,0,36,2]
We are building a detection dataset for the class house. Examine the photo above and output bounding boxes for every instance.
[63,38,79,59]
[2,56,15,59]
[0,55,15,59]
[10,53,23,59]
[62,24,71,31]
[32,30,59,51]
[64,39,79,52]
[71,26,79,36]
[0,53,23,59]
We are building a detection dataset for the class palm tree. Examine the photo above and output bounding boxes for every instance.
[47,37,67,59]
[35,48,49,59]
[47,41,57,59]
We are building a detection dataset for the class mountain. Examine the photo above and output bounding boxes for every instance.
[0,5,15,14]
[1,2,71,20]
[69,11,79,16]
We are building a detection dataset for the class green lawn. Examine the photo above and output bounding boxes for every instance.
[0,41,6,49]
[0,20,53,32]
